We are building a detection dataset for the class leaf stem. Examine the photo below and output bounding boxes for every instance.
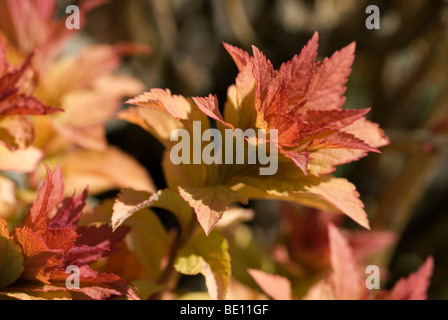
[148,213,197,299]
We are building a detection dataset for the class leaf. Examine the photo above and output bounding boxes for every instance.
[0,176,17,219]
[0,218,24,290]
[127,88,194,121]
[0,145,42,172]
[63,224,129,267]
[174,231,230,300]
[327,223,363,300]
[0,95,61,117]
[0,116,34,150]
[223,43,251,71]
[214,207,254,230]
[25,164,64,233]
[112,189,169,243]
[162,151,208,189]
[39,45,121,104]
[388,257,434,300]
[12,226,62,284]
[121,208,170,281]
[178,185,248,235]
[304,223,364,300]
[56,146,156,196]
[112,187,193,233]
[112,188,152,230]
[49,266,138,300]
[247,269,293,300]
[301,42,356,112]
[140,188,193,231]
[232,169,370,229]
[49,189,88,230]
[118,105,184,148]
[51,75,143,150]
[308,132,380,153]
[278,32,318,107]
[192,94,233,129]
[2,165,136,299]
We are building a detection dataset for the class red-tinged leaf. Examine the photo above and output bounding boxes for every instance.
[126,88,193,120]
[266,111,298,147]
[44,228,78,252]
[223,42,251,71]
[0,44,7,75]
[0,53,33,91]
[265,80,289,117]
[24,165,64,233]
[62,224,130,267]
[302,42,356,112]
[12,226,62,284]
[264,83,300,147]
[192,94,233,129]
[248,269,293,300]
[296,108,370,130]
[62,245,109,267]
[178,185,248,236]
[328,223,363,300]
[0,48,60,117]
[388,257,434,300]
[74,225,130,258]
[279,206,341,271]
[0,95,61,117]
[278,32,319,107]
[309,132,380,153]
[50,266,138,300]
[280,148,309,175]
[348,230,396,263]
[49,189,88,230]
[343,117,390,148]
[251,45,277,113]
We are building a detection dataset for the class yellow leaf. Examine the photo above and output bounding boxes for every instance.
[178,185,248,235]
[0,145,42,172]
[174,231,230,300]
[55,147,155,196]
[0,218,24,290]
[112,188,193,232]
[231,165,369,229]
[0,116,34,150]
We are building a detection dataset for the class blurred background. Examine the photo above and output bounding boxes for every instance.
[61,0,448,299]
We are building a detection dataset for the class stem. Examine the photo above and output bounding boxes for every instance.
[148,214,198,300]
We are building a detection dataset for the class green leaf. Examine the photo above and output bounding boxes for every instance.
[174,231,231,300]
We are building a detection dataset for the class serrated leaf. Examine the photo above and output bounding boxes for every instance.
[112,188,193,232]
[178,185,248,235]
[232,169,369,229]
[388,257,433,300]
